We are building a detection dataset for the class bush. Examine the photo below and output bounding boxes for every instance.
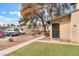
[44,32,50,37]
[9,38,15,42]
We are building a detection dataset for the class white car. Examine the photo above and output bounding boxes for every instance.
[19,29,26,35]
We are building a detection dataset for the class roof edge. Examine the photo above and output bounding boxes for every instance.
[47,9,79,23]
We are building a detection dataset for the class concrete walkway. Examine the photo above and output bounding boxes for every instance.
[0,36,44,56]
[36,40,79,46]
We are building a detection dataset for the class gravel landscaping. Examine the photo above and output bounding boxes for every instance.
[0,34,41,51]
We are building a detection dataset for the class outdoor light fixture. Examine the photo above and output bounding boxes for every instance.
[59,20,61,22]
[74,24,77,27]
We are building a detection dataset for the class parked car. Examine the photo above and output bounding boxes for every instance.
[19,29,26,35]
[4,28,20,36]
[0,31,5,38]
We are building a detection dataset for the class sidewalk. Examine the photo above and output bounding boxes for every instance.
[36,40,79,46]
[0,36,44,56]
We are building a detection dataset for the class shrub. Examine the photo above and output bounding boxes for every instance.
[9,38,15,42]
[44,32,50,37]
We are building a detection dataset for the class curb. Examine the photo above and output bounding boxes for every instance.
[0,36,44,56]
[36,40,79,46]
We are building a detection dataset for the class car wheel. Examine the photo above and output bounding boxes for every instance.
[9,33,12,37]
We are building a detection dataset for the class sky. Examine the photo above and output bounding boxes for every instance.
[0,3,21,25]
[0,3,76,26]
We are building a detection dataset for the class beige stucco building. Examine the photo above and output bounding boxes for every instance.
[48,4,79,43]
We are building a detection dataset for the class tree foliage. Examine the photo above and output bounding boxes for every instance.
[20,3,76,32]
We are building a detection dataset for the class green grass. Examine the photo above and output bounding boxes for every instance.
[6,42,79,56]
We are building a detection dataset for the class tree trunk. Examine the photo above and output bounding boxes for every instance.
[40,17,46,33]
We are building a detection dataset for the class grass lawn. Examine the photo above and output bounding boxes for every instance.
[6,42,79,56]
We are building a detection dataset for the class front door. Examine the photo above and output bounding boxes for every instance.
[52,23,60,38]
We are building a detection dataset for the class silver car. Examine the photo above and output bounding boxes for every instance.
[4,28,20,36]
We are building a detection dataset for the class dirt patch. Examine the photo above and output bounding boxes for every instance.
[40,37,72,43]
[0,34,41,51]
[40,36,51,41]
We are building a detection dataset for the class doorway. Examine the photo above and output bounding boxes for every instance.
[52,23,60,38]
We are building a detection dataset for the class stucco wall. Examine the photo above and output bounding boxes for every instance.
[50,23,53,39]
[50,15,71,42]
[71,11,79,43]
[60,15,71,42]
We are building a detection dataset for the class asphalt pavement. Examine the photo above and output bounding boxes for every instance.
[0,36,10,40]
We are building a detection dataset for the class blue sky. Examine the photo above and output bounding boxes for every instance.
[0,3,21,25]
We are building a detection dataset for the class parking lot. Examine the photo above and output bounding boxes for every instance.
[0,36,11,40]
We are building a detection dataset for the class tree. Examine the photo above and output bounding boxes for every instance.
[7,24,10,27]
[11,24,15,27]
[21,3,48,32]
[20,3,76,32]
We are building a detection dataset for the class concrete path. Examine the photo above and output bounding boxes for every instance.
[0,36,44,56]
[36,40,79,46]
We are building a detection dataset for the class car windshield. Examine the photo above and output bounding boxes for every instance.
[14,29,19,31]
[8,30,12,31]
[6,29,12,31]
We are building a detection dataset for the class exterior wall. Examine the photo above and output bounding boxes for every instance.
[60,15,71,42]
[50,15,71,42]
[50,23,53,40]
[71,11,79,43]
[0,27,8,31]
